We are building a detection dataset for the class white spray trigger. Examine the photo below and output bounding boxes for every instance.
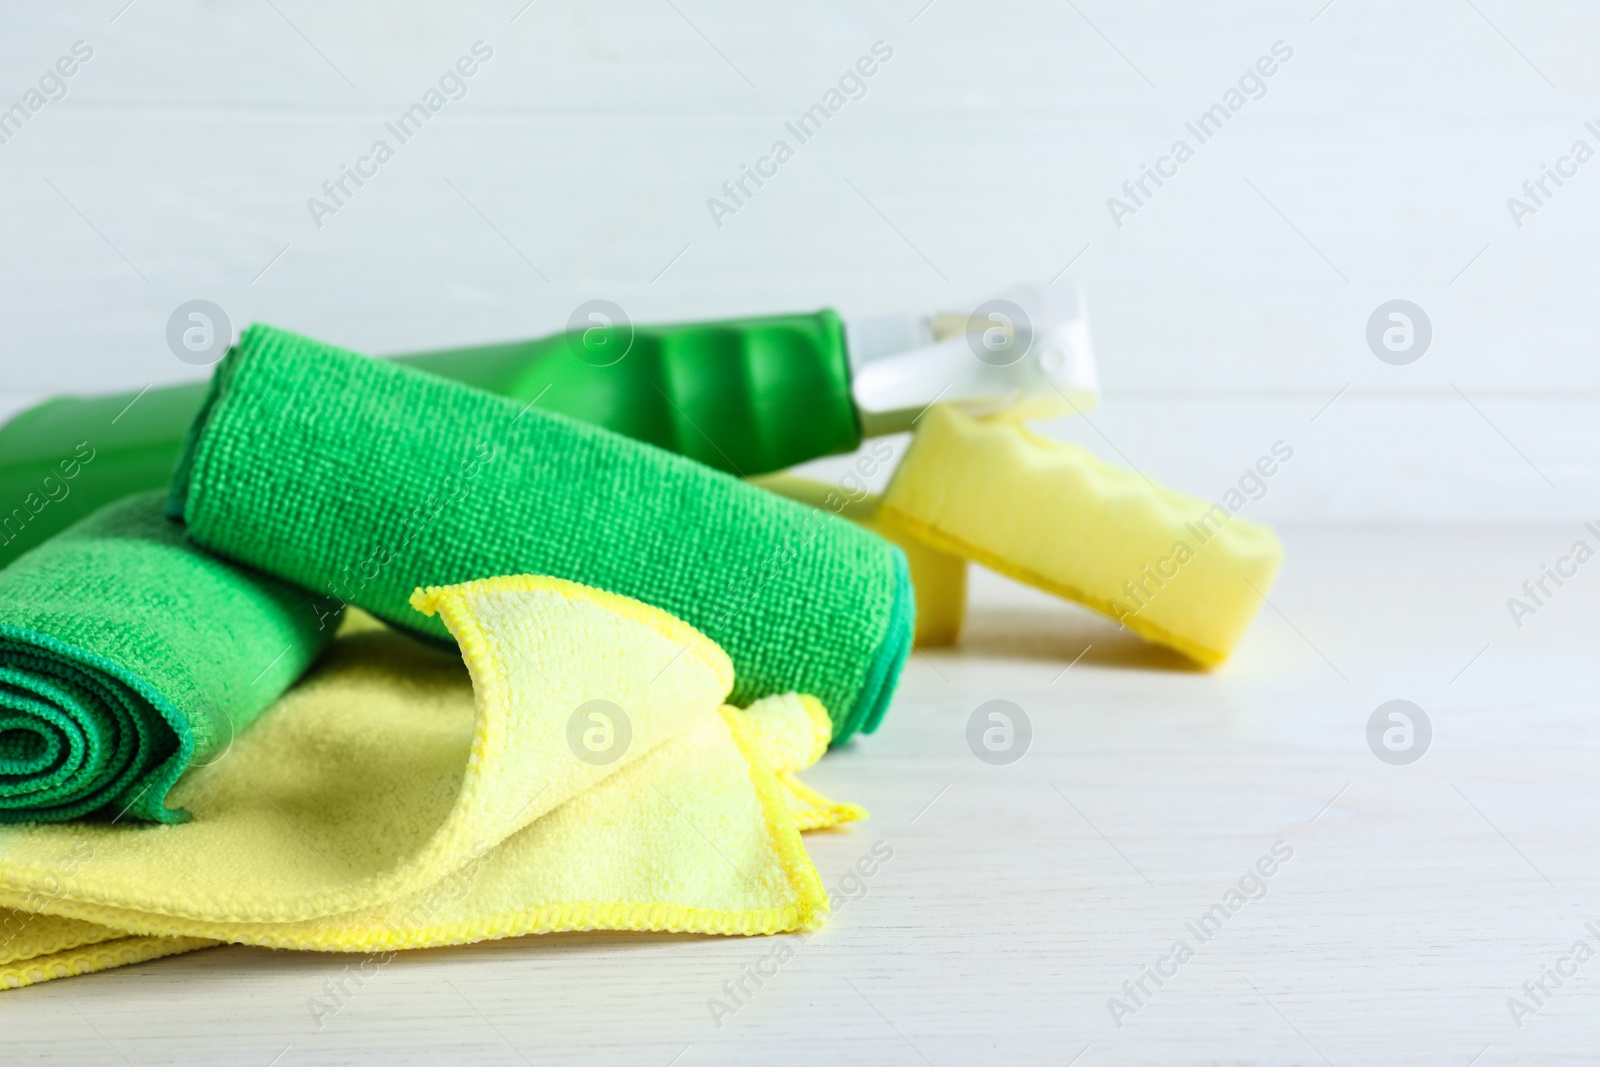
[845,282,1098,435]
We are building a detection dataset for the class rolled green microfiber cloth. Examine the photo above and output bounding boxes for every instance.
[0,492,331,823]
[165,325,912,742]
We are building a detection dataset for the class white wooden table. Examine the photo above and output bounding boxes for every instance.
[2,524,1593,1065]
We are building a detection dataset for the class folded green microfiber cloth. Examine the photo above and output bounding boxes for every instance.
[166,325,912,742]
[0,493,330,823]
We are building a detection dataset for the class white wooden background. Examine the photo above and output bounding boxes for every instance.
[5,3,1600,1065]
[3,0,1598,521]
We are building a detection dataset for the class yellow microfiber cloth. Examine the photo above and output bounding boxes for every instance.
[0,576,860,991]
[739,691,866,831]
[752,473,966,648]
[877,406,1283,666]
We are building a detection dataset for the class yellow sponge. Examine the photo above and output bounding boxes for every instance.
[877,407,1283,666]
[752,473,965,647]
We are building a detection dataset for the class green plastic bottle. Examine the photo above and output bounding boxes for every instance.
[0,284,1099,568]
[0,311,861,567]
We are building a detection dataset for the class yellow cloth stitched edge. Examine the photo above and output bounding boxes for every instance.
[410,574,735,694]
[781,774,868,831]
[0,935,220,991]
[0,914,124,969]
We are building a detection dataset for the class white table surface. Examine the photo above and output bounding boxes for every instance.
[2,522,1593,1065]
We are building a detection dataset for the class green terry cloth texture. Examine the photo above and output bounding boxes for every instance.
[0,493,331,823]
[167,325,912,742]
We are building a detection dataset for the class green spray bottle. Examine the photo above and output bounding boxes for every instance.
[0,285,1095,567]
